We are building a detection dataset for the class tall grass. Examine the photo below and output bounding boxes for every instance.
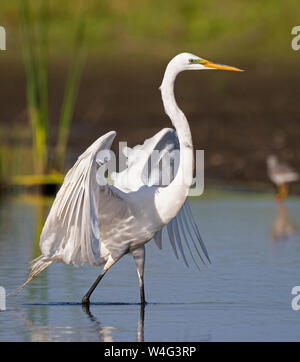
[20,0,48,174]
[55,10,87,171]
[19,0,86,176]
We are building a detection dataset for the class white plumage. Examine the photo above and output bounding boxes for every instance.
[20,53,242,304]
[267,155,299,185]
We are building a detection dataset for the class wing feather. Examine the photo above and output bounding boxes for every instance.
[177,212,201,271]
[153,229,162,250]
[112,128,178,192]
[180,203,206,265]
[167,223,179,259]
[39,131,117,266]
[183,201,211,263]
[171,217,189,267]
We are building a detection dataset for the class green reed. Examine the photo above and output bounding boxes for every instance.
[55,9,86,171]
[19,0,86,175]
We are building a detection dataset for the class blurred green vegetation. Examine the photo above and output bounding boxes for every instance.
[0,126,33,187]
[0,0,299,191]
[1,0,299,61]
[0,0,87,187]
[19,0,86,174]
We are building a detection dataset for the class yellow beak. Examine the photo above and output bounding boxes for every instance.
[202,60,244,72]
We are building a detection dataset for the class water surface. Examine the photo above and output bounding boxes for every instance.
[0,192,300,341]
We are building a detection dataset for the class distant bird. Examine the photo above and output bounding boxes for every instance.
[267,155,299,202]
[19,53,243,305]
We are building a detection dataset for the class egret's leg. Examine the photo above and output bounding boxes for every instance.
[132,245,146,305]
[82,256,116,305]
[138,303,145,342]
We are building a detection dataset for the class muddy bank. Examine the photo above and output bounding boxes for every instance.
[1,59,300,192]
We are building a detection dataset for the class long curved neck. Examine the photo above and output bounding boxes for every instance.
[155,64,194,224]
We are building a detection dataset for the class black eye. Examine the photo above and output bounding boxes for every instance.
[189,58,199,64]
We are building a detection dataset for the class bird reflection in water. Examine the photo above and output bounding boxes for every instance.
[16,304,144,342]
[270,202,297,242]
[16,308,116,342]
[82,303,145,342]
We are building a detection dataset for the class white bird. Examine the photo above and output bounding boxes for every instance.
[20,53,243,305]
[267,155,299,201]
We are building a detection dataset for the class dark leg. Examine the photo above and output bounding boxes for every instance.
[82,256,115,305]
[137,303,145,342]
[132,245,146,305]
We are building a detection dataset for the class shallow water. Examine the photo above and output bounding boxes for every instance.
[0,192,300,342]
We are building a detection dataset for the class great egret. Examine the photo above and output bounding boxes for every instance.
[267,155,299,202]
[20,53,243,305]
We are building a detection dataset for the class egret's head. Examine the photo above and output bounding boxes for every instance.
[160,53,243,91]
[170,52,244,72]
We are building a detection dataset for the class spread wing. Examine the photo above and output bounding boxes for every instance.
[112,128,210,267]
[39,131,125,266]
[111,128,179,192]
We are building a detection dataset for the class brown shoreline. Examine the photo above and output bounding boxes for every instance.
[1,59,300,192]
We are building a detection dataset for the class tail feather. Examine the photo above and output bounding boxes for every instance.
[14,255,54,296]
